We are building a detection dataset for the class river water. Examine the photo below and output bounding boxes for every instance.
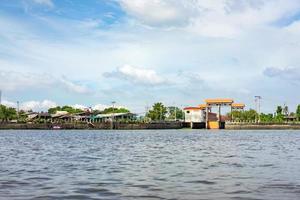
[0,130,300,200]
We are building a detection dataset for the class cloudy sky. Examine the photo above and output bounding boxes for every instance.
[1,0,300,113]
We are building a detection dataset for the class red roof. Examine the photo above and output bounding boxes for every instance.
[183,107,203,110]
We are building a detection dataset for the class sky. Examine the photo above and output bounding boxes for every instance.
[1,0,300,114]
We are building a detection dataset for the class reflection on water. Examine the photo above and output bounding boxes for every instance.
[0,130,300,200]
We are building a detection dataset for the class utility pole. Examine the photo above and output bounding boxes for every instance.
[111,101,116,129]
[160,106,162,121]
[145,103,149,117]
[0,90,2,105]
[17,101,20,121]
[173,102,177,121]
[255,96,262,123]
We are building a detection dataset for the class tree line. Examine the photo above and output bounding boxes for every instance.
[229,105,300,123]
[0,104,130,122]
[2,102,300,123]
[145,102,184,121]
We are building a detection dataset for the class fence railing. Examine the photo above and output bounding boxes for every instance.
[226,121,300,125]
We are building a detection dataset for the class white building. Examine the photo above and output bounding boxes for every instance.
[183,107,205,123]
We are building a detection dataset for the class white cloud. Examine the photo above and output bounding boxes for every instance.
[1,1,300,112]
[60,77,92,94]
[104,64,166,85]
[1,100,125,112]
[120,0,300,38]
[120,0,196,27]
[21,100,57,111]
[92,104,109,111]
[2,99,57,111]
[72,104,88,110]
[73,104,127,111]
[32,0,54,8]
[1,100,17,108]
[263,66,300,83]
[0,70,92,94]
[74,104,126,111]
[0,70,54,91]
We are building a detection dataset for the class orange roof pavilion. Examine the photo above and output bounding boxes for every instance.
[232,103,245,109]
[183,107,203,110]
[198,104,207,110]
[204,98,234,105]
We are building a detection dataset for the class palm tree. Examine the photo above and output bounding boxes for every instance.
[0,105,17,122]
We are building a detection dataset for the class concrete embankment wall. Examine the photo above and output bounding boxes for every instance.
[226,123,300,130]
[0,122,183,130]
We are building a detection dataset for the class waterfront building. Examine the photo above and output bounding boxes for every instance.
[183,107,205,123]
[184,98,245,129]
[93,113,137,123]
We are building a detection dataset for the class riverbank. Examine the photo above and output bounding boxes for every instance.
[1,122,300,130]
[0,122,183,130]
[225,122,300,130]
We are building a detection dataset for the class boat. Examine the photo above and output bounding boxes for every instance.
[52,125,61,130]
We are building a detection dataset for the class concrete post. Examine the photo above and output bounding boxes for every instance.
[206,106,209,129]
[218,104,221,129]
[231,105,233,122]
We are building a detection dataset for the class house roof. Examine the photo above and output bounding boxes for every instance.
[38,112,51,117]
[51,111,69,118]
[284,116,297,119]
[198,104,207,109]
[183,107,203,110]
[232,103,245,108]
[205,98,234,104]
[95,112,136,119]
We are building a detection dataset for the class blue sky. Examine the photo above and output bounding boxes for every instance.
[1,0,300,113]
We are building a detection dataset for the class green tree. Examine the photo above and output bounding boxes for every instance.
[48,106,61,114]
[101,107,130,114]
[227,109,257,122]
[242,109,257,121]
[283,105,289,116]
[146,102,167,121]
[295,105,300,121]
[167,106,184,120]
[275,106,284,122]
[296,105,300,121]
[0,105,17,122]
[276,106,283,115]
[260,113,274,122]
[228,110,243,121]
[48,106,83,114]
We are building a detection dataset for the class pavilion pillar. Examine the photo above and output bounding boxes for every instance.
[205,105,209,129]
[231,105,233,121]
[218,104,221,129]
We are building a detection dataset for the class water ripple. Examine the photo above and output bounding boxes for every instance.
[0,130,300,200]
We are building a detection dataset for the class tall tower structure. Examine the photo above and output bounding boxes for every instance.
[255,96,262,122]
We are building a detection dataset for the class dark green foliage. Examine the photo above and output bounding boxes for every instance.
[260,113,274,122]
[100,107,130,114]
[146,102,167,121]
[228,104,300,123]
[296,105,300,121]
[275,105,284,122]
[276,106,283,115]
[0,105,17,122]
[167,106,184,120]
[229,109,257,121]
[48,106,83,114]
